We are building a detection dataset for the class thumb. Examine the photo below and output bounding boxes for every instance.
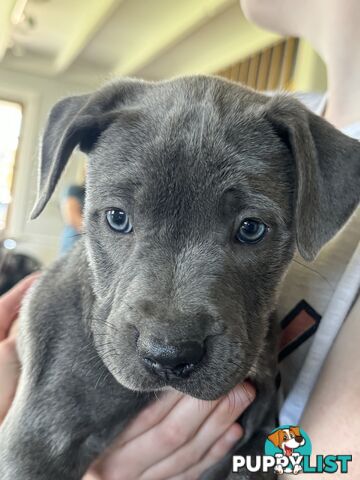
[0,337,20,423]
[0,273,40,341]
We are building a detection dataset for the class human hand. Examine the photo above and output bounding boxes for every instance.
[85,382,255,480]
[0,274,40,423]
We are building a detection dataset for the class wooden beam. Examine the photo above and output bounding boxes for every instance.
[247,53,260,88]
[53,0,121,74]
[267,41,284,90]
[256,47,271,90]
[112,0,233,76]
[280,37,297,89]
[0,0,17,61]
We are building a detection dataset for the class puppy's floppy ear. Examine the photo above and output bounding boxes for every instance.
[267,429,282,447]
[31,93,90,219]
[262,95,360,261]
[31,79,147,219]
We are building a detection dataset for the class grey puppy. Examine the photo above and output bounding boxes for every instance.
[0,76,359,480]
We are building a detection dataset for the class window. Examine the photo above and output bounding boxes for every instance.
[0,100,23,231]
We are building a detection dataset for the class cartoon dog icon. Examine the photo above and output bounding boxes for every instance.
[267,426,305,475]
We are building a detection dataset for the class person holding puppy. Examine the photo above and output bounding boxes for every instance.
[0,0,359,479]
[240,2,360,478]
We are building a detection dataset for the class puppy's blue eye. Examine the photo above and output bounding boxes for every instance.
[106,209,133,233]
[236,218,267,244]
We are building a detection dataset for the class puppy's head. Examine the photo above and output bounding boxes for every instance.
[32,76,360,399]
[268,426,305,450]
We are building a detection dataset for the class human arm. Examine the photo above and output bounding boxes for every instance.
[0,274,39,422]
[284,295,360,479]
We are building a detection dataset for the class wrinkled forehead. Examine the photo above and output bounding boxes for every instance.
[87,97,292,215]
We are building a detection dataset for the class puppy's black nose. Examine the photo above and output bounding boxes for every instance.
[140,340,205,379]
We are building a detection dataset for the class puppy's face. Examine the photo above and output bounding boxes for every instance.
[33,76,360,400]
[85,82,295,399]
[268,427,305,453]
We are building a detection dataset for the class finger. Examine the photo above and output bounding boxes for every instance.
[0,273,40,341]
[8,319,19,339]
[126,393,223,472]
[140,383,253,479]
[169,423,243,480]
[92,390,183,477]
[82,471,101,480]
[0,337,20,424]
[116,390,183,446]
[99,393,223,478]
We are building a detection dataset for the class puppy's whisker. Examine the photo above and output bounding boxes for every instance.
[228,360,243,371]
[96,350,119,361]
[101,319,121,334]
[95,342,116,349]
[122,299,143,319]
[69,232,87,239]
[102,320,120,331]
[94,368,112,389]
[77,342,94,354]
[229,389,236,415]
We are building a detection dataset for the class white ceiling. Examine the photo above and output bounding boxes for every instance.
[1,0,280,83]
[12,0,84,56]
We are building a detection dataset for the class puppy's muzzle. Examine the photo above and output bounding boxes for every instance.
[138,340,205,380]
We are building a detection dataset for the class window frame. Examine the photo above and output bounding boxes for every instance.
[0,96,25,234]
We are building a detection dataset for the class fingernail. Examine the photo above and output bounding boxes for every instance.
[226,425,243,444]
[241,381,256,403]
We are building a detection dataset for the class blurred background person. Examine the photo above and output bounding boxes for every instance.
[59,183,85,255]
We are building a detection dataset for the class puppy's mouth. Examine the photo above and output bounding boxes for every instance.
[285,446,293,457]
